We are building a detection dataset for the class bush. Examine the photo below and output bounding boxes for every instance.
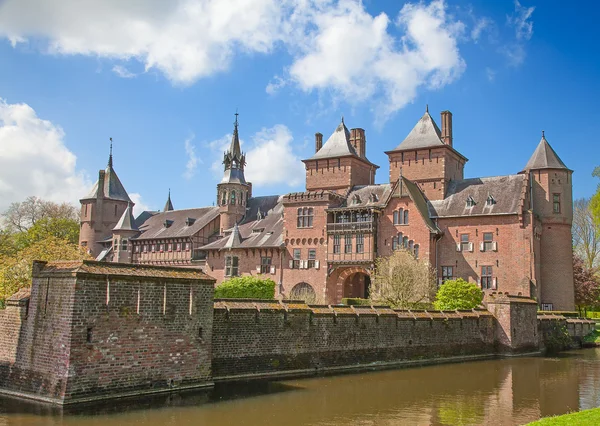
[434,279,483,310]
[341,298,371,306]
[214,276,276,299]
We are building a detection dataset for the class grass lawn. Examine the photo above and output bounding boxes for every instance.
[527,407,600,425]
[583,322,600,344]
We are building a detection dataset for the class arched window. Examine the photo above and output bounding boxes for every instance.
[404,210,409,224]
[393,211,399,225]
[408,240,414,250]
[230,190,236,205]
[290,282,317,303]
[392,236,398,250]
[403,236,409,248]
[414,244,420,259]
[221,191,227,206]
[398,208,404,224]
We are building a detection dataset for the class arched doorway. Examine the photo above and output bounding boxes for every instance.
[338,267,371,299]
[290,282,317,303]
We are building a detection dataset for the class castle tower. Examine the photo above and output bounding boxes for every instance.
[112,203,139,263]
[216,114,252,234]
[302,118,379,193]
[79,140,132,258]
[524,132,574,310]
[385,107,467,200]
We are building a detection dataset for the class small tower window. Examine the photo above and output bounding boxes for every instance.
[230,191,236,205]
[114,205,118,216]
[553,193,561,214]
[221,191,227,206]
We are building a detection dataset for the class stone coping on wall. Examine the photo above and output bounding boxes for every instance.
[5,288,31,307]
[213,299,493,320]
[32,260,216,282]
[484,293,539,305]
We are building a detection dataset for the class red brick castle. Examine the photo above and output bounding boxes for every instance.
[79,109,575,310]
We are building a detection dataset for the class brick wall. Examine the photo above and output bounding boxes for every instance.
[305,157,376,193]
[212,300,496,380]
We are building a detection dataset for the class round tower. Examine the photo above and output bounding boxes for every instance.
[524,132,574,310]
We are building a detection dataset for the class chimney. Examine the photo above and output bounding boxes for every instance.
[350,128,366,158]
[315,132,323,153]
[97,170,106,199]
[441,111,453,146]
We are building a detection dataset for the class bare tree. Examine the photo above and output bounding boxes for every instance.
[573,198,600,270]
[370,249,437,309]
[2,196,78,232]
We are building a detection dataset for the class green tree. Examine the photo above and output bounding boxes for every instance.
[591,166,600,229]
[434,279,483,310]
[370,249,436,309]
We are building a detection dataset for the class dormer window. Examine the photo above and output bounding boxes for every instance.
[369,192,378,203]
[257,210,263,220]
[185,217,196,226]
[164,219,174,228]
[352,194,361,205]
[486,195,496,206]
[466,196,476,208]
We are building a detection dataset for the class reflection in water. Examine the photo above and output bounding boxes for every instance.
[2,349,600,425]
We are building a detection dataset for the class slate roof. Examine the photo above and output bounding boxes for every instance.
[428,174,526,218]
[163,191,174,211]
[392,111,444,151]
[220,167,248,184]
[337,184,393,208]
[134,210,159,229]
[523,135,569,171]
[113,204,139,232]
[84,164,132,203]
[201,196,284,250]
[133,206,220,240]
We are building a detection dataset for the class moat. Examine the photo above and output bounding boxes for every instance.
[2,348,600,426]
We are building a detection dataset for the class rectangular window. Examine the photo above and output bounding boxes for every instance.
[143,245,148,253]
[293,248,301,269]
[151,244,156,252]
[167,243,173,252]
[159,243,164,252]
[333,235,341,254]
[308,249,316,268]
[392,236,398,251]
[297,207,314,228]
[225,256,239,277]
[260,257,272,274]
[441,266,453,283]
[121,239,128,251]
[460,234,470,252]
[344,234,352,254]
[176,243,182,251]
[553,193,561,214]
[185,242,191,251]
[541,303,553,311]
[356,234,364,254]
[133,245,139,253]
[481,266,493,289]
[483,232,494,252]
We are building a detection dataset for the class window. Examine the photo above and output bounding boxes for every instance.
[486,195,496,206]
[460,234,470,252]
[114,205,118,216]
[230,191,236,205]
[403,210,409,224]
[481,266,493,289]
[553,193,561,214]
[308,249,316,268]
[441,266,453,283]
[260,257,272,274]
[143,245,148,253]
[185,242,191,251]
[356,234,364,254]
[159,243,164,252]
[333,235,341,254]
[225,256,239,277]
[151,244,156,252]
[84,204,88,217]
[167,243,173,252]
[414,244,419,259]
[81,241,87,247]
[344,234,352,254]
[134,245,139,253]
[176,243,182,251]
[541,303,553,311]
[466,196,476,207]
[483,232,494,251]
[293,248,301,269]
[221,191,227,206]
[403,236,409,248]
[393,210,400,225]
[297,207,314,228]
[392,236,398,250]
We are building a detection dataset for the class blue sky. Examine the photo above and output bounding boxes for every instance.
[0,0,598,215]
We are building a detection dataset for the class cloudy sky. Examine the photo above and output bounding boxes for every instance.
[0,0,598,215]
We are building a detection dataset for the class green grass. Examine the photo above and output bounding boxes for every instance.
[527,407,600,425]
[583,323,600,344]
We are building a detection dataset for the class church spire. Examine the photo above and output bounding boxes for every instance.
[108,137,113,168]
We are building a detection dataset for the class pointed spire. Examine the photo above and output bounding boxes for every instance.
[222,222,242,250]
[426,104,429,113]
[108,137,113,168]
[113,203,138,232]
[163,189,174,212]
[523,132,569,171]
[228,111,242,159]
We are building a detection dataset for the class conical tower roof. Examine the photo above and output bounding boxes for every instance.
[84,141,132,202]
[307,118,356,160]
[392,109,444,151]
[163,190,174,212]
[113,203,138,232]
[523,132,569,171]
[222,222,242,250]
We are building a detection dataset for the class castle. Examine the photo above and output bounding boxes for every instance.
[79,109,575,310]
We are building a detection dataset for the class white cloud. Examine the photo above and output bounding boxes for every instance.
[0,97,91,213]
[207,124,304,188]
[129,192,151,217]
[471,17,492,42]
[485,67,495,81]
[112,65,136,79]
[508,0,535,41]
[287,0,466,121]
[183,134,201,180]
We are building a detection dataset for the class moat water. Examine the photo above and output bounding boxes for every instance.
[2,349,600,426]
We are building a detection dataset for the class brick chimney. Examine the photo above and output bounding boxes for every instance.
[350,128,366,158]
[441,111,453,146]
[315,132,323,153]
[97,170,105,198]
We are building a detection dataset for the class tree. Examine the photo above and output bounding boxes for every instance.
[591,166,600,229]
[370,249,436,309]
[573,198,600,270]
[2,196,78,232]
[0,235,90,303]
[434,279,483,310]
[573,255,600,313]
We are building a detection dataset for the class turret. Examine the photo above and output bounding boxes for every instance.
[79,139,133,258]
[111,203,139,263]
[216,113,252,234]
[523,131,574,310]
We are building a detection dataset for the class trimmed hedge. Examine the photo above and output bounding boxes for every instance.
[434,279,483,310]
[214,276,276,299]
[341,298,371,306]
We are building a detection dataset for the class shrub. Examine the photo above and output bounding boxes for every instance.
[341,298,371,306]
[434,279,483,310]
[214,276,276,299]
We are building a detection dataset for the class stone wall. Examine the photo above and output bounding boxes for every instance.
[212,300,496,380]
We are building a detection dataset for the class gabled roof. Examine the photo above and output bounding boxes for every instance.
[392,110,445,151]
[394,177,441,233]
[84,164,132,203]
[113,204,139,232]
[428,174,526,218]
[134,206,220,240]
[523,134,569,171]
